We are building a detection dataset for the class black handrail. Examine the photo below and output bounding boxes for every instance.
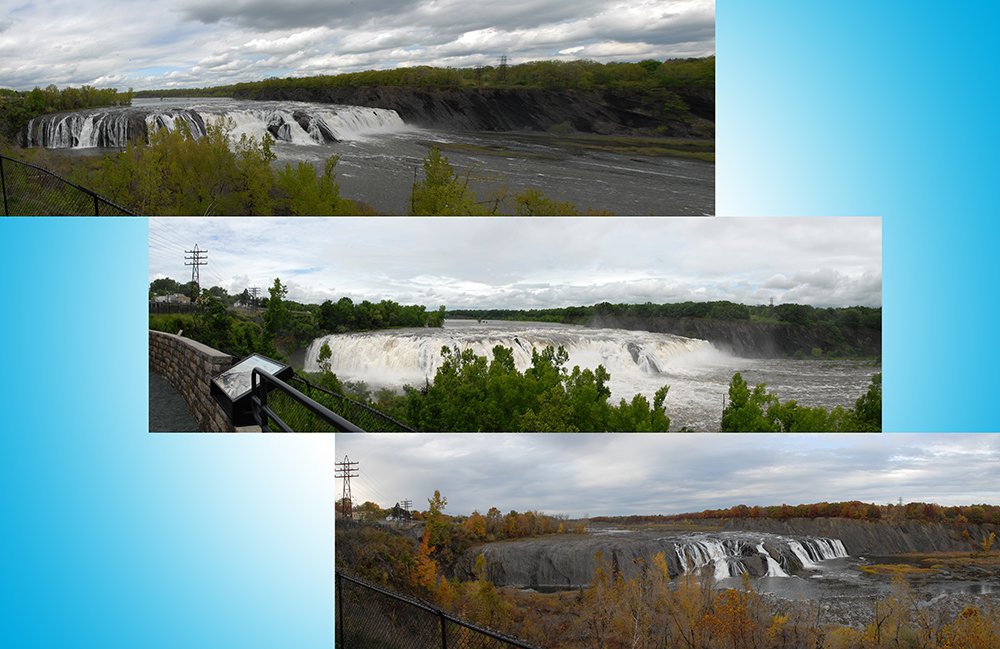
[251,367,364,432]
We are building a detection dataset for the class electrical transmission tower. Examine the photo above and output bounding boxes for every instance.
[497,54,508,84]
[249,286,260,311]
[335,455,359,519]
[184,244,208,299]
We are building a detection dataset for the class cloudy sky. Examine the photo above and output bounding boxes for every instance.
[335,433,1000,518]
[148,216,881,309]
[1,0,714,92]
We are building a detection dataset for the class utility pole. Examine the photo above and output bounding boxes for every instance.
[335,455,359,519]
[184,244,208,299]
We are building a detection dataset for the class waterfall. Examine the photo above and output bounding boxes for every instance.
[302,323,711,390]
[756,543,789,577]
[21,100,409,149]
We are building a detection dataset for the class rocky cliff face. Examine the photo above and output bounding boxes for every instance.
[454,520,995,589]
[586,316,881,359]
[232,86,714,137]
[721,518,995,555]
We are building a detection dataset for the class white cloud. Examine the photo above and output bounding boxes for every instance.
[149,217,881,310]
[336,434,1000,517]
[2,0,714,90]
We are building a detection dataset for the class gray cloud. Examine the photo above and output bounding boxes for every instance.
[336,434,1000,518]
[3,0,713,91]
[149,217,881,310]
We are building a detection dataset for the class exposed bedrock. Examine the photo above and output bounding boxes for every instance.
[721,517,997,555]
[585,316,881,359]
[454,531,847,588]
[232,86,714,137]
[454,520,997,589]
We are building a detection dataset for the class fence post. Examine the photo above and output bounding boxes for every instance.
[1,156,8,216]
[336,571,344,649]
[440,611,447,649]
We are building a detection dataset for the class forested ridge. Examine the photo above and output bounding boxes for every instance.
[131,57,714,97]
[451,301,881,359]
[149,277,445,363]
[0,84,134,136]
[593,501,1000,526]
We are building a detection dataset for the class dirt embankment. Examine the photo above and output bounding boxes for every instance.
[232,86,714,138]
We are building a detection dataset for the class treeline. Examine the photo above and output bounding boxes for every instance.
[228,57,713,98]
[0,84,134,133]
[721,371,881,432]
[133,87,234,99]
[593,500,1000,527]
[450,301,881,329]
[338,509,1000,649]
[343,490,585,576]
[149,277,444,362]
[450,300,755,324]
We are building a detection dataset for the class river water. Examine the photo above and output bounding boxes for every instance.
[30,98,714,215]
[303,319,879,431]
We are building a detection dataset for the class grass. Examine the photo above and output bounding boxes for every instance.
[858,550,1000,577]
[857,564,937,576]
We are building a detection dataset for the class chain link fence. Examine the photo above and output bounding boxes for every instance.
[1,153,139,215]
[285,375,416,432]
[336,571,542,649]
[252,373,416,432]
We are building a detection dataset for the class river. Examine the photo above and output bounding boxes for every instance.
[24,98,714,215]
[302,319,880,431]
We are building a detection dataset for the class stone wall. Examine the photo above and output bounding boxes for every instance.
[149,330,235,432]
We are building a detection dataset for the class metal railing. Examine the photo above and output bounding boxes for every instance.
[288,374,416,432]
[335,570,542,649]
[1,153,140,215]
[252,367,364,432]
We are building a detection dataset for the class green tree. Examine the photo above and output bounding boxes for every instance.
[720,372,779,432]
[263,278,289,339]
[410,148,486,215]
[851,373,882,431]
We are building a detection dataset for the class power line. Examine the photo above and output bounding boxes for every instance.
[184,244,208,296]
[335,455,359,519]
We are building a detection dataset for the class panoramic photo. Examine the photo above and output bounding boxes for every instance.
[335,432,1000,649]
[149,216,881,432]
[1,0,714,215]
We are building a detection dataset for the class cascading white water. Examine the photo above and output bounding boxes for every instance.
[23,99,408,149]
[756,543,789,577]
[303,320,711,395]
[788,541,818,568]
[675,540,742,580]
[673,534,846,580]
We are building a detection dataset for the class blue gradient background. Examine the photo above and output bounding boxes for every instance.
[2,3,997,647]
